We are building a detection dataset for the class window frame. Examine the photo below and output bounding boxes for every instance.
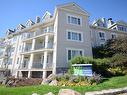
[66,48,84,62]
[98,31,106,41]
[111,33,117,39]
[67,14,82,26]
[66,30,83,42]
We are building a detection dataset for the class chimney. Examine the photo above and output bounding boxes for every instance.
[108,18,114,28]
[36,16,40,23]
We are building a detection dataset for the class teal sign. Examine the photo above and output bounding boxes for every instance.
[72,64,92,76]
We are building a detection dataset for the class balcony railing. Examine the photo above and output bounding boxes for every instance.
[23,47,31,52]
[35,45,45,50]
[19,61,53,70]
[22,43,53,53]
[32,62,43,69]
[23,30,54,40]
[20,63,29,69]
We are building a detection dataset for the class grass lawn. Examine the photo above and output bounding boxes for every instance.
[0,75,127,95]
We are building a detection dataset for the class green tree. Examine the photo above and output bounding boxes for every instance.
[93,36,127,58]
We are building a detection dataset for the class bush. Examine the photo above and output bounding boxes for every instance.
[55,74,70,81]
[69,56,94,65]
[110,54,127,67]
[89,73,102,85]
[68,56,94,74]
[108,67,125,76]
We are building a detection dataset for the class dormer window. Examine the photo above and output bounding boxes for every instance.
[17,24,25,31]
[26,20,35,27]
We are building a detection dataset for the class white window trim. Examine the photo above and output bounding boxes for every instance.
[111,33,117,39]
[98,31,106,41]
[66,48,84,63]
[66,29,84,42]
[66,14,82,26]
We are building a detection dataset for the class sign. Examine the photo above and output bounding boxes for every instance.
[72,64,93,77]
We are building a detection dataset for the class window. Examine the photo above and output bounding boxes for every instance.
[118,26,127,32]
[67,49,83,60]
[67,30,83,42]
[67,15,81,25]
[99,32,105,41]
[111,33,117,39]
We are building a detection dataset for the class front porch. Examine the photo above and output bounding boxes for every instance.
[17,51,54,78]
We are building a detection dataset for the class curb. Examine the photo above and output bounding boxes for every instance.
[85,87,127,95]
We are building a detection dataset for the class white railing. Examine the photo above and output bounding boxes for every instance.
[46,63,53,69]
[23,30,54,40]
[24,47,31,52]
[35,45,45,50]
[32,62,43,69]
[20,63,29,69]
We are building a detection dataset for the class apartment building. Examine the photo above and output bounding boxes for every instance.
[91,18,127,46]
[0,2,127,79]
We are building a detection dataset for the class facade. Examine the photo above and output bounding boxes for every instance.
[0,2,127,79]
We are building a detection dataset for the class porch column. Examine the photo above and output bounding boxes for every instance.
[28,54,34,78]
[53,34,57,74]
[1,59,4,68]
[45,35,49,49]
[19,71,22,78]
[20,55,24,69]
[28,54,34,69]
[31,38,36,50]
[28,71,31,78]
[22,42,26,52]
[43,51,48,79]
[15,71,18,78]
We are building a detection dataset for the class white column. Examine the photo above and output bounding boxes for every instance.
[22,42,26,52]
[20,55,24,68]
[28,54,34,78]
[52,50,56,74]
[19,71,22,78]
[1,59,4,68]
[28,54,34,69]
[31,39,36,50]
[43,51,48,79]
[15,71,18,78]
[53,34,57,74]
[45,35,49,49]
[28,71,31,78]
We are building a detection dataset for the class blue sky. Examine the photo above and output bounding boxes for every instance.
[0,0,127,37]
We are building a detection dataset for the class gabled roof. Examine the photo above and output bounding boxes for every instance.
[17,24,26,30]
[42,11,52,21]
[56,2,90,16]
[26,19,35,27]
[108,20,127,29]
[116,20,127,26]
[92,19,103,25]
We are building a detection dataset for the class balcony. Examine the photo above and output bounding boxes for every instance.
[23,47,32,52]
[23,33,34,40]
[35,45,45,50]
[20,63,29,69]
[23,29,54,40]
[32,62,43,69]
